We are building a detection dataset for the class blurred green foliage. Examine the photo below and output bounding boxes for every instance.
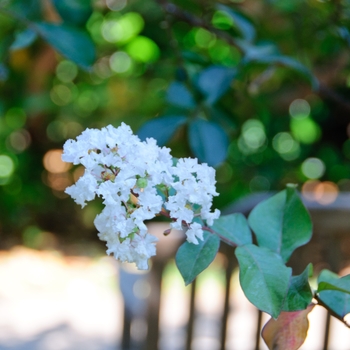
[1,0,350,249]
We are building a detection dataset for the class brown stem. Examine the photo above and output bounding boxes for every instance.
[203,225,237,247]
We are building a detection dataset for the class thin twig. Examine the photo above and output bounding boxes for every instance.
[202,225,237,247]
[314,294,350,328]
[156,0,243,52]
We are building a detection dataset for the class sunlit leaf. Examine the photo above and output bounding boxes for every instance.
[188,119,228,166]
[34,22,95,70]
[137,115,187,146]
[283,264,313,311]
[176,231,220,285]
[235,244,292,318]
[248,186,312,262]
[317,270,350,318]
[262,304,315,350]
[196,66,236,105]
[211,213,252,246]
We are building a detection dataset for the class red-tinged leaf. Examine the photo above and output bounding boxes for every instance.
[262,304,315,350]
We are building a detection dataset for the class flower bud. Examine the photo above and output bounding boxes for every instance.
[137,177,148,188]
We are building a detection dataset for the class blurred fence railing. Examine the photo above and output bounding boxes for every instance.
[119,192,350,350]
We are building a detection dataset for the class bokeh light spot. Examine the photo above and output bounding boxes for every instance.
[47,121,67,142]
[302,180,321,201]
[272,132,300,161]
[5,108,26,129]
[194,28,216,48]
[77,90,100,113]
[302,180,338,205]
[102,12,144,44]
[73,166,85,182]
[87,12,105,44]
[65,122,83,139]
[126,36,160,63]
[0,155,15,178]
[6,129,31,153]
[289,99,310,119]
[47,172,72,191]
[93,57,113,79]
[50,84,72,106]
[212,11,233,30]
[241,119,266,149]
[110,51,132,73]
[301,157,325,179]
[43,149,71,174]
[208,41,241,65]
[315,182,338,205]
[56,60,78,83]
[290,117,321,144]
[106,0,127,11]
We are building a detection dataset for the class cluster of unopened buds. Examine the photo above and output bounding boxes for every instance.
[62,123,220,269]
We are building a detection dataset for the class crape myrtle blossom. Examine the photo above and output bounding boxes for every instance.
[62,123,220,269]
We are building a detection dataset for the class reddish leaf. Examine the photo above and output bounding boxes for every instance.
[262,304,315,350]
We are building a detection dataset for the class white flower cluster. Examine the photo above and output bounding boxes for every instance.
[62,123,220,269]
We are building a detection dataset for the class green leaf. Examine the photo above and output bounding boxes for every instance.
[196,66,236,105]
[217,5,256,42]
[166,82,195,109]
[238,41,318,89]
[10,29,37,51]
[235,244,292,318]
[52,0,93,26]
[210,213,252,246]
[262,304,315,350]
[239,41,279,63]
[34,22,95,70]
[317,282,350,294]
[176,231,220,285]
[317,270,350,318]
[188,119,228,166]
[283,264,313,311]
[248,186,312,262]
[137,115,187,146]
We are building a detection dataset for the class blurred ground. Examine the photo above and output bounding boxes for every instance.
[0,247,349,350]
[0,247,122,350]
